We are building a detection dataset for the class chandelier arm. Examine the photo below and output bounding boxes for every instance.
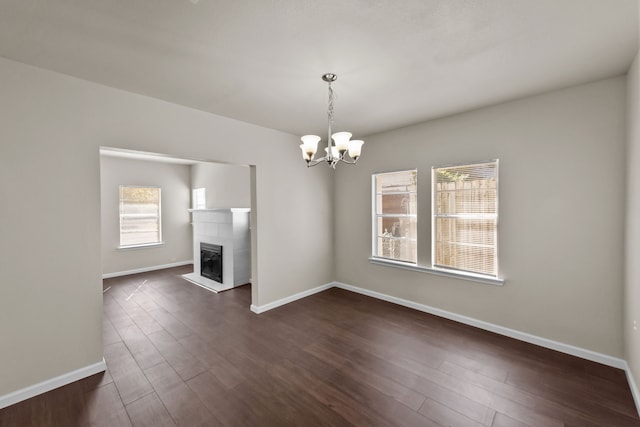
[306,157,328,167]
[337,157,358,165]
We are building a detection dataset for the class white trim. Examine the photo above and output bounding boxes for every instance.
[331,281,625,369]
[624,362,640,417]
[368,257,504,286]
[102,260,193,279]
[250,283,334,314]
[0,359,106,410]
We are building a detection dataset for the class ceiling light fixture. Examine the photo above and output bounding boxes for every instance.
[300,73,364,168]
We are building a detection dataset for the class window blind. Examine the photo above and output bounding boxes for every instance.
[432,161,498,276]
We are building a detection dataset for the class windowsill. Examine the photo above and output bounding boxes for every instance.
[368,257,504,286]
[117,242,165,250]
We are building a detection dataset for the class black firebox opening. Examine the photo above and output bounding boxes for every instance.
[200,243,222,284]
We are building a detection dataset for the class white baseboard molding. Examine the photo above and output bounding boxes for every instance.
[624,362,640,417]
[0,358,107,410]
[331,281,626,370]
[250,283,334,314]
[102,260,193,279]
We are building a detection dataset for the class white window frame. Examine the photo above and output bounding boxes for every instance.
[431,160,499,278]
[371,169,418,264]
[118,185,163,249]
[368,162,504,286]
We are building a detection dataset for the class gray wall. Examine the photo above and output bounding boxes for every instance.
[334,76,626,357]
[626,49,640,393]
[0,56,333,397]
[100,155,192,275]
[190,162,250,209]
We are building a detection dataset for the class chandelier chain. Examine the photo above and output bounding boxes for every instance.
[327,83,335,126]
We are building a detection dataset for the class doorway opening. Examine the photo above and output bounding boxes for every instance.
[98,146,257,303]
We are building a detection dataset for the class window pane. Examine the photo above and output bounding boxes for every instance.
[376,170,417,193]
[435,162,497,215]
[435,217,496,247]
[120,186,160,205]
[377,193,417,215]
[435,185,497,215]
[435,241,496,275]
[120,215,161,246]
[373,170,417,264]
[377,216,417,240]
[119,186,161,246]
[433,161,498,276]
[376,236,417,263]
[192,188,206,210]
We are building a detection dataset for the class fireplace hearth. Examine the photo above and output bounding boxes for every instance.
[200,243,222,283]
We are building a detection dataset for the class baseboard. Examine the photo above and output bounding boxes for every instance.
[102,260,193,279]
[332,281,626,370]
[250,282,334,314]
[624,362,640,417]
[0,359,106,410]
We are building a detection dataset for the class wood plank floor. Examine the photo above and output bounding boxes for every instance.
[1,265,639,426]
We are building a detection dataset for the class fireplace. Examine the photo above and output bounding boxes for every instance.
[183,208,250,292]
[200,243,223,283]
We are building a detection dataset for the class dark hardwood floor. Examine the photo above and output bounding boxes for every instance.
[1,265,639,426]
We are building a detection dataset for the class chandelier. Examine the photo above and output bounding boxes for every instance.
[300,73,364,168]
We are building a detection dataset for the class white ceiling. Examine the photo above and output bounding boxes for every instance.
[0,0,637,138]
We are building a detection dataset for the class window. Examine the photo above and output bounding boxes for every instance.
[432,160,498,277]
[192,188,206,210]
[372,170,417,263]
[119,185,162,247]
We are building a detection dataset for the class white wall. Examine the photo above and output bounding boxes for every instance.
[0,57,333,398]
[100,155,192,275]
[626,50,640,391]
[190,162,250,209]
[335,77,626,357]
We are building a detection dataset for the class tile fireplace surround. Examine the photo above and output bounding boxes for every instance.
[183,208,250,292]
